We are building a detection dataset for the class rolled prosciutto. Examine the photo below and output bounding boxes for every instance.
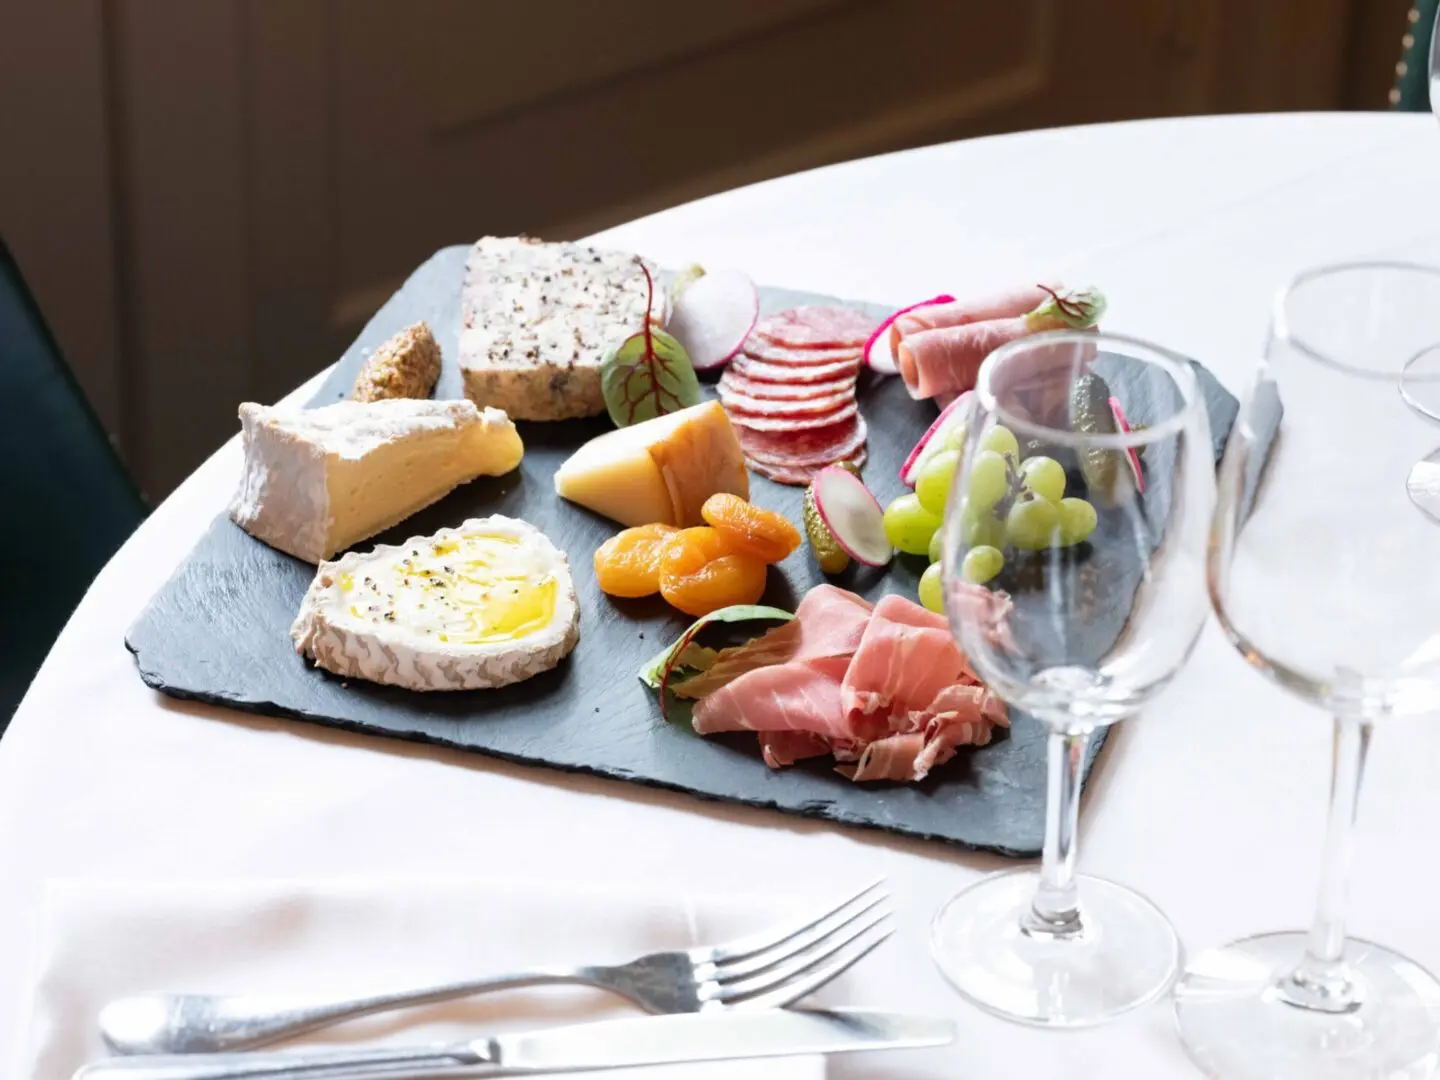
[897,285,1106,401]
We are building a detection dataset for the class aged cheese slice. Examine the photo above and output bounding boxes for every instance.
[229,398,523,563]
[553,400,748,527]
[459,236,666,421]
[291,515,579,691]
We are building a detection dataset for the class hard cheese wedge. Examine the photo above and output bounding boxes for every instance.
[229,398,523,563]
[554,400,748,527]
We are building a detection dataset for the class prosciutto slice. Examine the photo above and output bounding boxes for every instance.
[692,655,854,737]
[841,594,973,727]
[678,584,1009,784]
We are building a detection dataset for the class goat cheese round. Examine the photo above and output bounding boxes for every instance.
[291,516,579,691]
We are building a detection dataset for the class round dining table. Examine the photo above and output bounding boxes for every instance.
[6,112,1440,1079]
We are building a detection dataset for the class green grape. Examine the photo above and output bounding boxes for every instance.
[928,528,944,563]
[883,493,943,555]
[966,450,1010,512]
[979,424,1019,459]
[961,545,1004,585]
[959,500,1007,549]
[1019,455,1066,503]
[1058,497,1099,546]
[916,449,961,515]
[1006,495,1060,551]
[918,562,945,613]
[941,423,968,453]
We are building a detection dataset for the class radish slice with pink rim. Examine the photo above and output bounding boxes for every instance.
[812,466,892,567]
[665,269,759,371]
[862,294,955,375]
[900,390,973,487]
[1109,395,1146,492]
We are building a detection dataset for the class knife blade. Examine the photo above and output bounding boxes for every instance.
[73,1008,955,1080]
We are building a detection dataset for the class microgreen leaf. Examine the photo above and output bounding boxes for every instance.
[601,260,702,427]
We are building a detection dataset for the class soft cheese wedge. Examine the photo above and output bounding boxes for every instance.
[229,398,523,563]
[554,400,749,527]
[291,516,579,691]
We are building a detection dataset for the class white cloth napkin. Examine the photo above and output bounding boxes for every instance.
[19,879,830,1080]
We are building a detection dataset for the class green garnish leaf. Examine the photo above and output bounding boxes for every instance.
[638,604,795,689]
[601,260,701,427]
[1026,285,1107,330]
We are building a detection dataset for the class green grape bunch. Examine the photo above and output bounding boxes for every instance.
[887,420,1104,609]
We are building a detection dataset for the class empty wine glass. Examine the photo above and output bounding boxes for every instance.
[1405,343,1440,522]
[933,330,1216,1026]
[1173,261,1440,1079]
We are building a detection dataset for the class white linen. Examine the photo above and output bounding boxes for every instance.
[20,879,827,1079]
[5,114,1440,1080]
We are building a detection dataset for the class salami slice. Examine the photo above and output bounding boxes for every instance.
[748,445,868,486]
[718,369,857,401]
[730,401,857,433]
[742,337,862,367]
[730,354,860,384]
[718,385,855,418]
[753,306,878,350]
[736,415,868,468]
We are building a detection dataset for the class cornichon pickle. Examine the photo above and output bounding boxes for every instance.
[1070,372,1128,506]
[803,461,860,573]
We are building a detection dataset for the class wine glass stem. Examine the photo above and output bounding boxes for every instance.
[1281,714,1373,1013]
[1023,725,1091,938]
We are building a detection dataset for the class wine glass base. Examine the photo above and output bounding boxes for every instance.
[930,868,1182,1028]
[1173,931,1440,1080]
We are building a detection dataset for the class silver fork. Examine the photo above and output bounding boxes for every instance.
[100,880,893,1056]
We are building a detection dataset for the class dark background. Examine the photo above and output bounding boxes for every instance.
[0,0,1417,500]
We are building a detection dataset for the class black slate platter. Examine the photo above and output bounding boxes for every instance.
[127,246,1254,857]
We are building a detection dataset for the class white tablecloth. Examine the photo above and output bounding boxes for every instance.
[5,113,1440,1079]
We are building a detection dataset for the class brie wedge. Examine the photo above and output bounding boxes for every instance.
[291,516,579,691]
[229,398,523,563]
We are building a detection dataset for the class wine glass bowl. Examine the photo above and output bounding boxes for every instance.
[1174,261,1440,1080]
[931,330,1216,1027]
[1208,263,1440,719]
[1404,343,1440,526]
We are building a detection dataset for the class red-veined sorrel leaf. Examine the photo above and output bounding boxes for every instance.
[600,260,701,427]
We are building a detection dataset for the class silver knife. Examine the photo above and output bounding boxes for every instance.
[73,1008,954,1080]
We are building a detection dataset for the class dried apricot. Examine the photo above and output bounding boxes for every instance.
[660,553,768,617]
[594,523,679,598]
[658,526,738,579]
[700,494,801,563]
[656,526,767,616]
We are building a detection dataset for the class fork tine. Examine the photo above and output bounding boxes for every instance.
[704,879,886,964]
[709,907,893,1003]
[711,890,889,981]
[716,919,895,1010]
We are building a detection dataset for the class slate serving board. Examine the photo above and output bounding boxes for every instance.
[127,246,1249,857]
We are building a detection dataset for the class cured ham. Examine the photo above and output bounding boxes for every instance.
[842,594,974,727]
[892,284,1105,402]
[676,584,1009,783]
[693,655,855,738]
[676,585,872,700]
[890,283,1056,345]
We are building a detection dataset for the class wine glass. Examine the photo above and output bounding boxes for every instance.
[933,329,1216,1026]
[1173,261,1440,1079]
[1405,344,1440,522]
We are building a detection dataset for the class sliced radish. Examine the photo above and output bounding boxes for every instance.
[900,390,973,487]
[665,268,759,371]
[862,294,955,375]
[1109,395,1146,493]
[813,466,892,567]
